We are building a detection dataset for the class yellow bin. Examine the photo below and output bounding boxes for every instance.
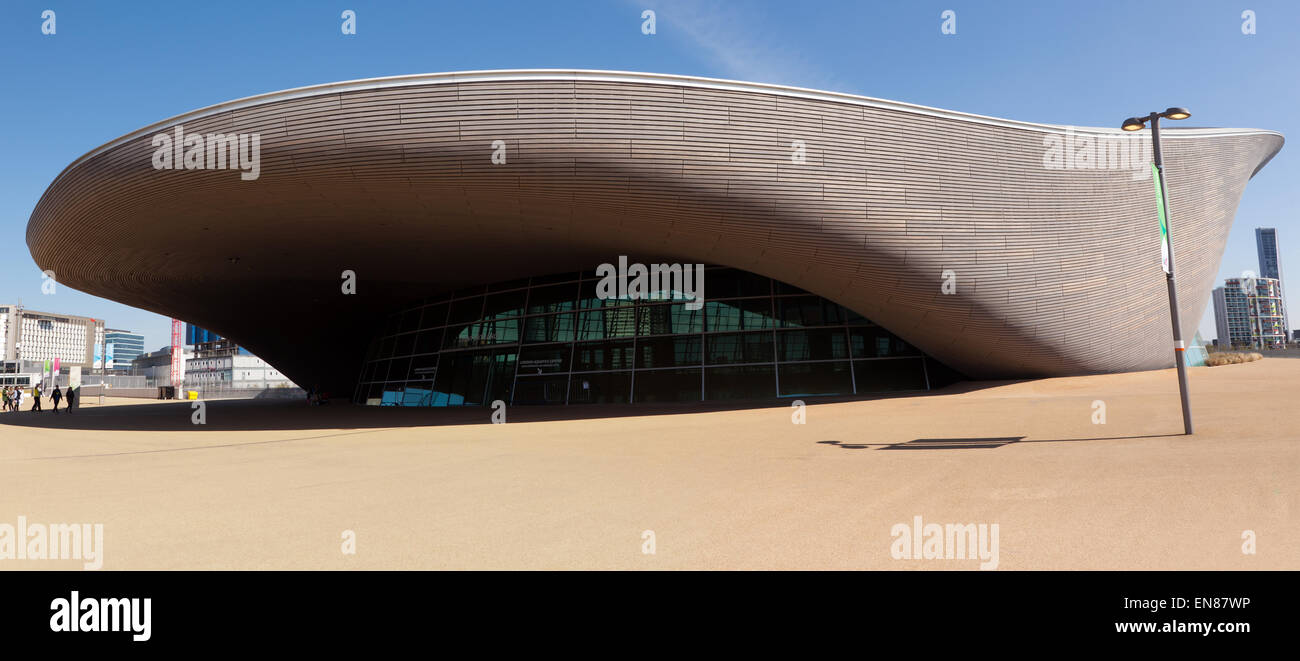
[187,390,199,400]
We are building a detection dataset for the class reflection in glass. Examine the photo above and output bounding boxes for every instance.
[705,332,774,365]
[577,308,636,340]
[524,313,576,343]
[357,267,936,406]
[778,329,849,362]
[638,303,703,336]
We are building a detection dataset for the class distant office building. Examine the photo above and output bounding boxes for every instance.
[0,305,104,368]
[185,352,294,389]
[131,346,194,384]
[1255,228,1289,336]
[1214,278,1287,349]
[105,328,145,371]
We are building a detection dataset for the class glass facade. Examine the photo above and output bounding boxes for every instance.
[105,330,145,370]
[354,266,940,406]
[186,324,223,345]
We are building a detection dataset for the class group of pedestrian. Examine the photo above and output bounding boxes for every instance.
[1,384,72,413]
[2,386,23,411]
[305,384,330,406]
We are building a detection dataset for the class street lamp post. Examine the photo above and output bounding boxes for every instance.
[1122,107,1194,435]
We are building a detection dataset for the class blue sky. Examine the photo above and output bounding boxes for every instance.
[1,0,1295,349]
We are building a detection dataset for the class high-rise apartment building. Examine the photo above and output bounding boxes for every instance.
[1255,228,1289,337]
[1213,277,1287,349]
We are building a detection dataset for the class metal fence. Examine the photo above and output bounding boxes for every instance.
[179,385,307,400]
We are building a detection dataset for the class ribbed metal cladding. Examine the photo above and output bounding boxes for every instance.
[26,71,1283,393]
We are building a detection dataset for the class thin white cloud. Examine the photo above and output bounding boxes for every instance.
[639,0,843,91]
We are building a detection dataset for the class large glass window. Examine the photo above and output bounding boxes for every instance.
[704,298,774,332]
[444,318,519,349]
[573,340,635,372]
[778,329,849,362]
[705,332,774,365]
[849,327,919,358]
[638,303,703,336]
[576,309,636,340]
[524,313,576,343]
[355,266,937,406]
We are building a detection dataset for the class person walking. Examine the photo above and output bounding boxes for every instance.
[66,385,76,414]
[51,385,62,414]
[14,387,23,412]
[31,384,42,412]
[2,387,9,413]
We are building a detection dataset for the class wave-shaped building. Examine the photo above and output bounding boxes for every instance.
[26,71,1283,406]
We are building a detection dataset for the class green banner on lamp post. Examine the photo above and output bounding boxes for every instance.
[1151,163,1171,274]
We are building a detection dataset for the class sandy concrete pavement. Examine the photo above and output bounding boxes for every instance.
[0,359,1296,570]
